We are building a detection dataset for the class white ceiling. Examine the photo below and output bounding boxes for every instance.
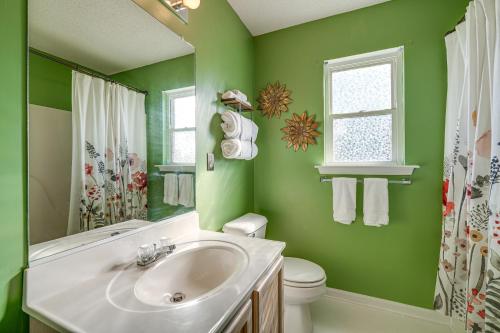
[227,0,391,36]
[29,0,194,75]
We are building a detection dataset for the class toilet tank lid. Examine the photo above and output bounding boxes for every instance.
[223,213,268,234]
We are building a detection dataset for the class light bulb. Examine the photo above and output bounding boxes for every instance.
[182,0,200,9]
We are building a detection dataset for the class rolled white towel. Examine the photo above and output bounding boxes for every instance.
[221,139,258,160]
[221,110,258,142]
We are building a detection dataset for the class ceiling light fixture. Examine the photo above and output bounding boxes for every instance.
[182,0,200,10]
[167,0,200,10]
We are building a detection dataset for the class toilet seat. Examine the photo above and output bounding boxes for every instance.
[283,257,326,288]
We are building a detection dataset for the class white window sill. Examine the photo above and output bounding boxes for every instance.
[315,164,420,176]
[155,164,195,173]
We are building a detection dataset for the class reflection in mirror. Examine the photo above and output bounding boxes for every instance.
[28,0,195,262]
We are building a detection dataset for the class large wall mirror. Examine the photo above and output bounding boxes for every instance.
[28,0,196,262]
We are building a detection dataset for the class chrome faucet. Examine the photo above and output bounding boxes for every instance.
[137,237,176,266]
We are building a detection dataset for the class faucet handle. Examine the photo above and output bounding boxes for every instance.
[137,244,155,262]
[160,237,176,252]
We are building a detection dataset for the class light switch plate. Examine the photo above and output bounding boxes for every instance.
[207,153,215,171]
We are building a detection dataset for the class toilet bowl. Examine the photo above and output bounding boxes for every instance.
[283,257,326,333]
[223,213,327,333]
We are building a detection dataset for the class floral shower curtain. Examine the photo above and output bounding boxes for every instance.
[434,0,500,331]
[68,71,147,234]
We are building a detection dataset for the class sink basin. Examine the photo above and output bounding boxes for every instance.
[107,240,248,311]
[135,243,245,306]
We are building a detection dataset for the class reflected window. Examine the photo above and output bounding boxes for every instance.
[164,87,196,165]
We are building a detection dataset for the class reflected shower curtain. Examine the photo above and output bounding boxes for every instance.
[434,0,500,331]
[68,71,147,234]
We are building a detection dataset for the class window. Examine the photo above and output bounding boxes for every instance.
[324,47,404,165]
[163,86,196,165]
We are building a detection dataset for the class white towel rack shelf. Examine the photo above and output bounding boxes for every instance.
[221,97,253,111]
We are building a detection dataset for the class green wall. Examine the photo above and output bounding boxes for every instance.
[253,0,468,308]
[112,54,196,221]
[29,53,72,111]
[0,0,28,331]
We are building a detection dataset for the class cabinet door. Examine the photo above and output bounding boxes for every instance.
[252,256,284,333]
[223,299,253,333]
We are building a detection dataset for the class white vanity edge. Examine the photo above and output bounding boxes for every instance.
[315,164,420,176]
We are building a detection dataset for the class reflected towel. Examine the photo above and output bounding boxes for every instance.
[221,110,258,142]
[332,178,357,224]
[163,174,178,206]
[178,174,195,208]
[363,178,389,227]
[221,139,258,160]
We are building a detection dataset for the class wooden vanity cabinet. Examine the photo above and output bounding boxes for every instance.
[223,299,253,333]
[252,256,284,333]
[224,256,284,333]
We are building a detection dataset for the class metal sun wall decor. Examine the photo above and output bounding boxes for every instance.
[257,81,292,119]
[281,111,320,152]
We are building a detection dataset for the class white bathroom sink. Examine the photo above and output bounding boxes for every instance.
[135,243,245,306]
[107,240,249,311]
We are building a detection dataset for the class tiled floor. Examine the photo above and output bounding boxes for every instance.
[311,295,453,333]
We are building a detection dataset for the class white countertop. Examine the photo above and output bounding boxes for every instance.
[24,212,285,333]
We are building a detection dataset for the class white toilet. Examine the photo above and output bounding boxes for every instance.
[223,213,326,333]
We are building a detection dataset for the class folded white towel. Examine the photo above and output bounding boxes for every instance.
[221,110,258,142]
[178,174,195,208]
[222,90,247,102]
[221,139,258,160]
[163,174,178,206]
[332,178,357,224]
[363,178,389,227]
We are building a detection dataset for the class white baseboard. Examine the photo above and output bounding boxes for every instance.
[324,288,455,327]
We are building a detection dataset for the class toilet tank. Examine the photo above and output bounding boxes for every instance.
[222,213,268,238]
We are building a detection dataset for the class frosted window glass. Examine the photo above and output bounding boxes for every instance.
[333,115,392,162]
[173,131,195,164]
[331,63,392,114]
[173,95,195,128]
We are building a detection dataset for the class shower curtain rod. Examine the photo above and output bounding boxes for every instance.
[29,48,148,96]
[445,15,466,37]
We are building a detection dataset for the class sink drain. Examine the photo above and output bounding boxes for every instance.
[170,292,186,303]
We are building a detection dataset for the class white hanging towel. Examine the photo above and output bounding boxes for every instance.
[363,178,389,227]
[178,174,195,208]
[332,178,357,224]
[163,174,178,206]
[221,139,258,160]
[221,110,258,142]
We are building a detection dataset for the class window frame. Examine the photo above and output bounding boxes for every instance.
[323,46,405,166]
[163,86,196,166]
